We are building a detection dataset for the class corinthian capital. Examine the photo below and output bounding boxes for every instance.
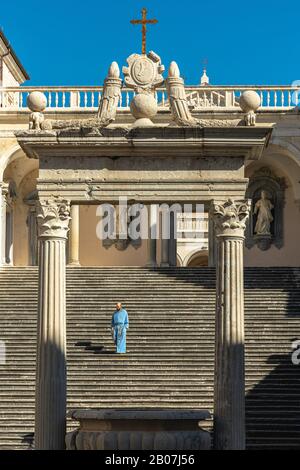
[37,198,71,239]
[212,199,251,237]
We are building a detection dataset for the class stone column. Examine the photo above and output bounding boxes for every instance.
[0,183,3,267]
[208,205,216,267]
[146,204,157,267]
[35,198,71,450]
[168,211,177,266]
[68,205,80,265]
[27,206,38,266]
[160,209,170,268]
[1,184,8,266]
[212,199,250,450]
[6,210,13,265]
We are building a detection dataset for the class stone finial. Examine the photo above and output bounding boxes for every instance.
[239,90,261,126]
[212,199,251,237]
[130,92,158,127]
[165,61,198,126]
[37,199,71,239]
[97,61,122,125]
[107,61,120,79]
[168,61,180,79]
[27,91,47,131]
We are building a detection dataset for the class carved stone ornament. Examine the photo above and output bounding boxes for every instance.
[37,199,71,239]
[213,199,251,237]
[123,51,165,127]
[123,51,164,92]
[40,62,122,131]
[103,205,142,251]
[166,62,242,128]
[246,167,286,250]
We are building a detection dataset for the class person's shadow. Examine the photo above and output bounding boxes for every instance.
[75,341,115,354]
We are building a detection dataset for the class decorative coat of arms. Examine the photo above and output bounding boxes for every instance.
[123,51,164,92]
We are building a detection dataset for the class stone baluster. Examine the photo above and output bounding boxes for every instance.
[212,199,250,450]
[35,198,71,450]
[68,205,80,266]
[146,204,158,267]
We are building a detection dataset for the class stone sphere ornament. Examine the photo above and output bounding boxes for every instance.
[130,93,158,127]
[27,91,47,112]
[239,90,261,113]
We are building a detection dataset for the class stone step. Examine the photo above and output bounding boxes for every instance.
[1,266,300,450]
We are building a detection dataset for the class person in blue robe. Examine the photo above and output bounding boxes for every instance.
[111,302,129,354]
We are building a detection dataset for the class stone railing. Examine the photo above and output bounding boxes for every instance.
[0,85,299,112]
[177,213,208,240]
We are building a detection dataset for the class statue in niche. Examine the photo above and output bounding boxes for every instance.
[245,167,286,251]
[253,190,274,235]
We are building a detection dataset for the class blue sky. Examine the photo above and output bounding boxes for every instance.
[1,0,299,86]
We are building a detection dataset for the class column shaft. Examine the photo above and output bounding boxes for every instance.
[160,238,169,267]
[168,211,177,266]
[35,199,70,450]
[35,238,67,449]
[214,235,245,449]
[160,208,169,267]
[1,186,7,265]
[146,205,157,267]
[212,199,250,450]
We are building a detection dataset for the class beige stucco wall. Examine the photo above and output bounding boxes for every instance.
[79,205,148,266]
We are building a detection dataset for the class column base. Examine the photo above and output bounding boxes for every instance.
[68,261,81,266]
[160,262,170,267]
[146,261,157,268]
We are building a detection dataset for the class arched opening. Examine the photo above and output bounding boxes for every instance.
[186,250,208,267]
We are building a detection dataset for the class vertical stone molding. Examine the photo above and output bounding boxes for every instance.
[212,198,250,450]
[35,198,71,450]
[146,204,158,267]
[68,205,80,265]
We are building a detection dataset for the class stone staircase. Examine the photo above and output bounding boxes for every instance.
[0,266,299,450]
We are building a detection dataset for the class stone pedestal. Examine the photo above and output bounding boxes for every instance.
[212,199,250,450]
[35,199,71,450]
[146,204,158,267]
[66,409,211,450]
[68,205,80,265]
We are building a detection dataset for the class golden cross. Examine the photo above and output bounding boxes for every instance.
[130,8,158,55]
